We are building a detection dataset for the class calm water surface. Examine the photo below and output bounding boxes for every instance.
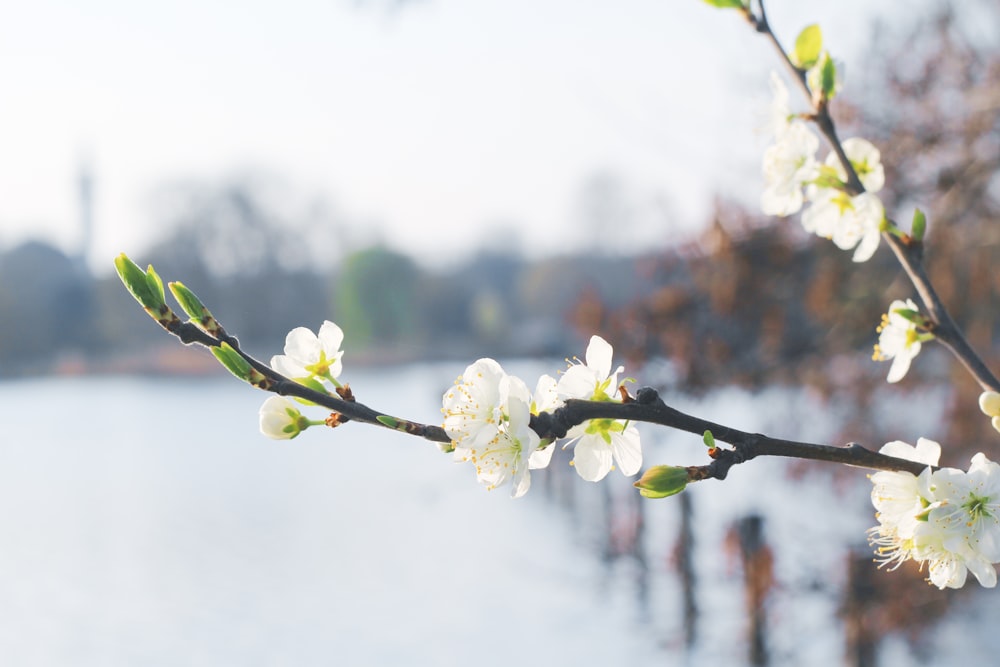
[1,369,996,665]
[0,369,658,666]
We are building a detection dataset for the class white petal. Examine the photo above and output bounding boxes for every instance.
[912,438,942,466]
[928,555,967,589]
[879,438,940,467]
[571,436,613,482]
[532,374,563,413]
[284,327,321,364]
[317,320,345,354]
[965,557,997,588]
[610,425,642,476]
[271,354,307,379]
[886,352,912,383]
[529,443,555,469]
[851,226,880,262]
[584,335,614,379]
[510,469,532,499]
[557,365,598,400]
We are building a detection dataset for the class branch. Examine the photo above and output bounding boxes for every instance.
[165,305,928,480]
[750,0,1000,393]
[532,387,930,481]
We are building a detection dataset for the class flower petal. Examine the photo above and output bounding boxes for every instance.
[571,436,613,482]
[584,335,613,379]
[610,425,642,476]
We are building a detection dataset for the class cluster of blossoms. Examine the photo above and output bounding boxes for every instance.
[441,335,642,497]
[761,73,886,263]
[259,320,346,440]
[870,438,1000,589]
[759,72,933,384]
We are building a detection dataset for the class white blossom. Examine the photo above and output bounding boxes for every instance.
[873,298,923,383]
[452,375,542,498]
[442,358,506,449]
[259,396,307,440]
[926,453,1000,565]
[270,320,345,382]
[869,438,1000,589]
[834,137,885,193]
[761,122,820,216]
[801,189,884,262]
[557,336,642,482]
[760,73,820,217]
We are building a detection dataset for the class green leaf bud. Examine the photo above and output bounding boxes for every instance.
[145,264,165,305]
[701,0,745,8]
[792,24,822,69]
[169,280,223,336]
[115,253,164,311]
[211,342,254,383]
[169,281,206,319]
[634,465,689,499]
[703,430,716,449]
[911,208,927,242]
[820,53,838,99]
[377,415,399,429]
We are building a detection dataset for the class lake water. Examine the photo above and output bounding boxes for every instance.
[1,367,997,665]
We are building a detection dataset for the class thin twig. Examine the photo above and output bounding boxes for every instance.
[752,0,1000,393]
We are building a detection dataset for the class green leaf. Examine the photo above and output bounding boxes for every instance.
[289,377,329,405]
[703,430,716,448]
[634,466,688,499]
[792,24,822,68]
[115,253,161,310]
[145,265,165,305]
[911,208,927,241]
[891,308,923,324]
[701,0,745,8]
[169,281,207,320]
[377,415,398,428]
[820,53,838,98]
[211,342,253,382]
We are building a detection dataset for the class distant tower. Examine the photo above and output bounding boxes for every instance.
[76,154,94,274]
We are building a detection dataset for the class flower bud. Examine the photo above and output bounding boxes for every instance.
[979,391,1000,417]
[634,465,689,499]
[259,396,307,439]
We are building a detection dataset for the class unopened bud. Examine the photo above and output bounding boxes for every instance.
[980,391,1000,417]
[634,465,689,499]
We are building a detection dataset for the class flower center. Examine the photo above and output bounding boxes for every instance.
[305,351,336,378]
[964,493,993,523]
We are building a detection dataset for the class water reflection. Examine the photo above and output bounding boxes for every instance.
[0,370,995,666]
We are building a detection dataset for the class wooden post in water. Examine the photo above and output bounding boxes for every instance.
[735,515,773,666]
[842,551,879,667]
[675,490,698,649]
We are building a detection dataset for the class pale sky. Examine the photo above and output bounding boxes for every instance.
[0,0,916,272]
